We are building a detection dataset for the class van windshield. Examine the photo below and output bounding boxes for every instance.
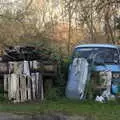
[73,47,119,64]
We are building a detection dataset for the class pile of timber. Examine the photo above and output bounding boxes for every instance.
[3,45,56,62]
[0,46,57,103]
[4,61,45,103]
[4,73,43,103]
[3,60,57,103]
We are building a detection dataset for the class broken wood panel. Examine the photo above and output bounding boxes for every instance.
[35,72,39,98]
[7,74,11,99]
[4,74,8,98]
[9,74,18,100]
[4,74,8,92]
[26,76,32,100]
[40,74,44,101]
[9,62,14,74]
[31,73,36,100]
[30,61,42,72]
[19,75,27,102]
[15,75,20,103]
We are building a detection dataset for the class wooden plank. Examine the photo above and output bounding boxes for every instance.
[30,61,33,70]
[40,74,44,101]
[8,74,11,99]
[33,60,39,70]
[8,62,14,74]
[17,62,23,74]
[19,75,27,102]
[35,72,39,98]
[14,74,20,103]
[4,74,8,98]
[31,73,36,100]
[9,74,18,101]
[27,76,32,100]
[4,74,8,92]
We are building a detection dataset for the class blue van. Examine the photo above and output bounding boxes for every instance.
[72,44,120,95]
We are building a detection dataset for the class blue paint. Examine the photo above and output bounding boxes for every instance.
[95,64,120,72]
[112,84,118,94]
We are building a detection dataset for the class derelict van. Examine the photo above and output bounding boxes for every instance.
[66,44,120,99]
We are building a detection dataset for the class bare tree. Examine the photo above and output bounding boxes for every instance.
[63,0,120,45]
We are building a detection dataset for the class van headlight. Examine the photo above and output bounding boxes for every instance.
[112,73,120,79]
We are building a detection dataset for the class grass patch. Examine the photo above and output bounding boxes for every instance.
[0,98,119,120]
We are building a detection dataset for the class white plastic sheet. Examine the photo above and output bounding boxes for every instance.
[66,58,89,99]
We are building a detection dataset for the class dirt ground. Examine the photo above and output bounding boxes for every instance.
[0,113,87,120]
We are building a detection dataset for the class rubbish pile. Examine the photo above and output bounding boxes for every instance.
[95,71,115,102]
[66,58,117,103]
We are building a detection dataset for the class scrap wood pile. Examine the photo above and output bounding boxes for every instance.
[1,45,57,74]
[0,45,58,103]
[3,45,58,62]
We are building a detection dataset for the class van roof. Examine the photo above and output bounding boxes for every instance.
[75,44,117,49]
